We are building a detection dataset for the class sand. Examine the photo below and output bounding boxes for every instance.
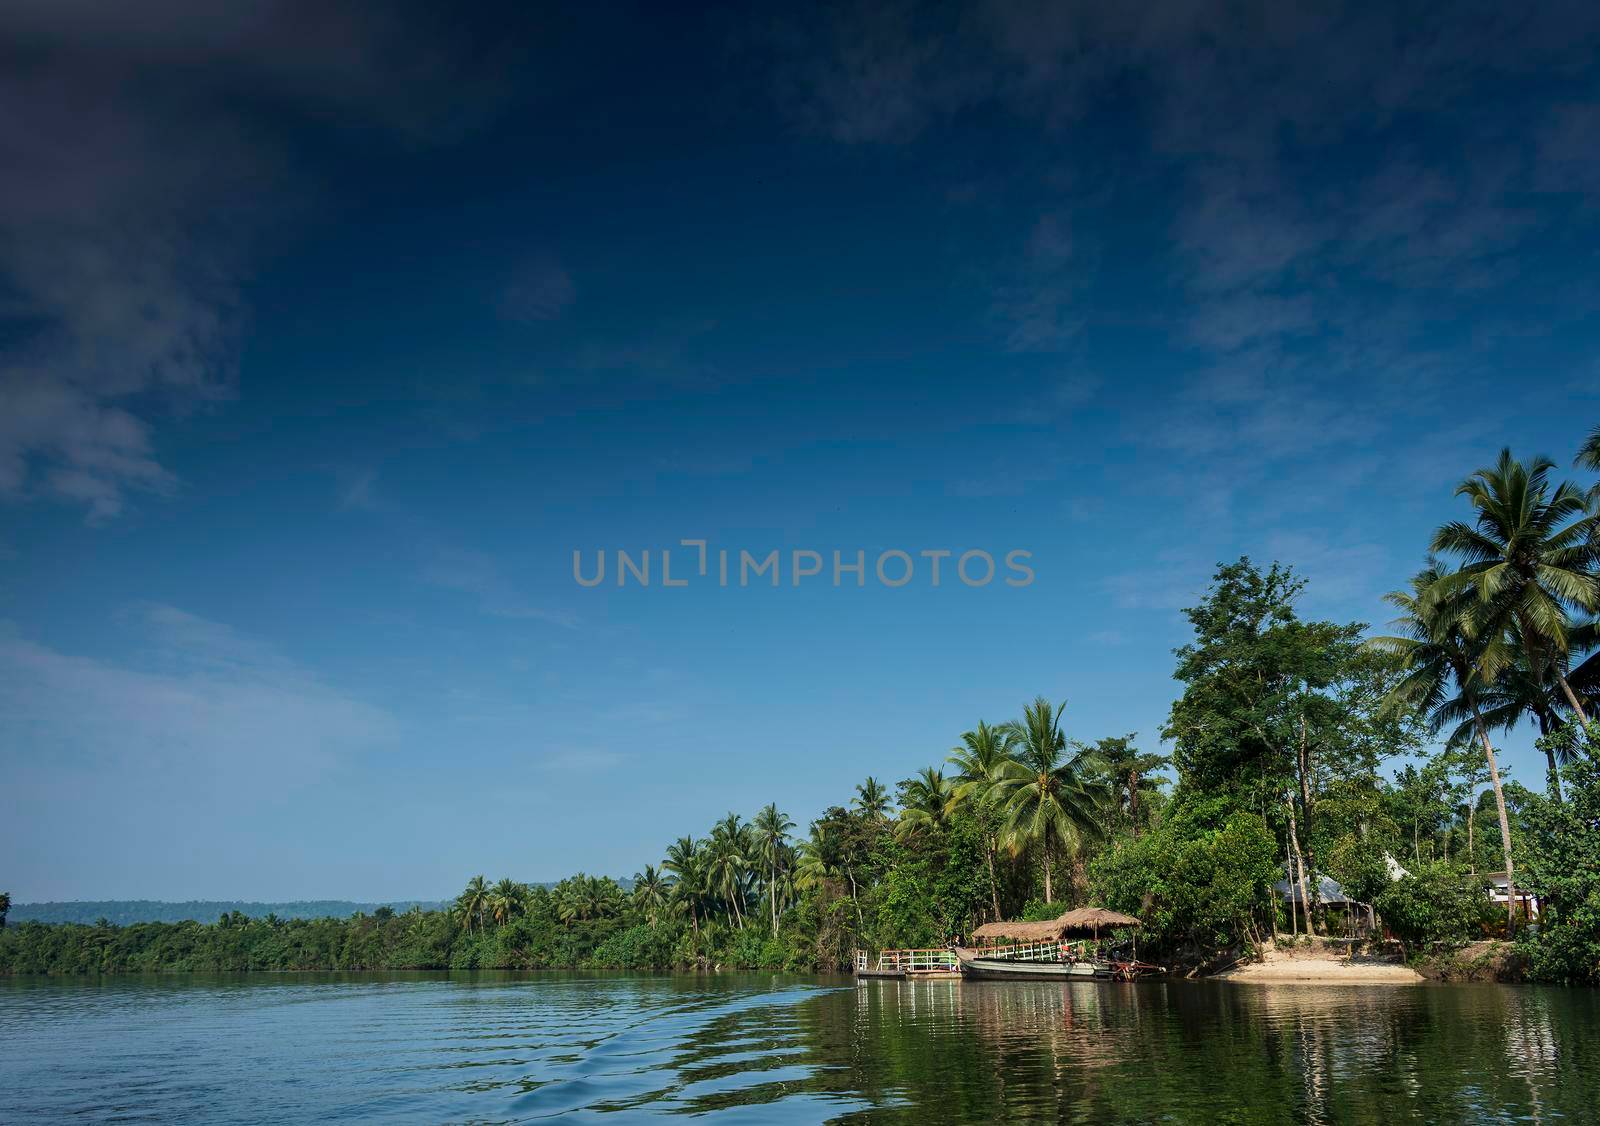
[1214,940,1424,984]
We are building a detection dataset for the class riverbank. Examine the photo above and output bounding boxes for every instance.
[1214,938,1424,984]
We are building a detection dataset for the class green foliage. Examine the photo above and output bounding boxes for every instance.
[1165,560,1366,801]
[1090,798,1277,953]
[1373,862,1494,949]
[1517,726,1600,984]
[1323,835,1390,907]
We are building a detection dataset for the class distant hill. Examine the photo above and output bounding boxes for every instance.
[9,900,449,925]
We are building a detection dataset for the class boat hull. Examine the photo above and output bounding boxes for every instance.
[956,955,1108,980]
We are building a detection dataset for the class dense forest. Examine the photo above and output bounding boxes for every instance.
[6,429,1600,983]
[7,900,449,926]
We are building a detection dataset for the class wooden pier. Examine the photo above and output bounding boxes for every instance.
[854,948,962,979]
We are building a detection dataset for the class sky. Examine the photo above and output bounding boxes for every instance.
[3,1,1599,902]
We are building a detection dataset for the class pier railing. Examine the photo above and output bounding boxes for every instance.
[971,939,1073,962]
[855,948,959,974]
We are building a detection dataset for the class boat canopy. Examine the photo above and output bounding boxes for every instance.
[972,906,1142,942]
[1056,907,1141,932]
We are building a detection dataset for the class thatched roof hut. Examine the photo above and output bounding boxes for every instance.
[971,918,1071,942]
[1056,907,1141,933]
[971,907,1141,943]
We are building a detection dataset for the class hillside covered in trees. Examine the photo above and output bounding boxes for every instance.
[7,900,449,926]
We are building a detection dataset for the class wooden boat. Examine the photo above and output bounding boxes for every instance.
[956,907,1165,981]
[955,943,1109,979]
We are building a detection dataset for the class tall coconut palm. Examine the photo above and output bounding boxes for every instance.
[1431,449,1599,725]
[989,697,1107,903]
[708,813,750,928]
[1437,619,1584,800]
[947,720,1018,919]
[487,878,528,927]
[1369,562,1520,932]
[632,864,671,926]
[663,836,707,935]
[454,875,489,934]
[752,803,795,933]
[894,767,955,839]
[852,777,891,822]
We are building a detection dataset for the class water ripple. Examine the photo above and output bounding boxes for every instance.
[5,973,1599,1122]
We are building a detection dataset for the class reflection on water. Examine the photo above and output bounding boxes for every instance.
[4,972,1598,1122]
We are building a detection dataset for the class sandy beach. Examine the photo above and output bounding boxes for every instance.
[1215,940,1424,984]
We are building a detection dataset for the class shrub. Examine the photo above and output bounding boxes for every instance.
[1517,726,1600,984]
[1374,861,1493,948]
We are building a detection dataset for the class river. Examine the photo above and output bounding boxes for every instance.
[5,972,1597,1122]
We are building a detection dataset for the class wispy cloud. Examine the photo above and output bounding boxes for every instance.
[421,548,578,628]
[0,1,510,520]
[1101,552,1211,612]
[995,374,1101,426]
[337,468,379,512]
[0,606,395,777]
[499,255,576,323]
[539,748,627,772]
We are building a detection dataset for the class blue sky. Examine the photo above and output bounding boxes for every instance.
[3,2,1599,900]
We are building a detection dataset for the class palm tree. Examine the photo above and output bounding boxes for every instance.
[1432,449,1599,725]
[554,874,625,923]
[794,831,831,892]
[632,864,671,926]
[1577,425,1600,471]
[947,720,1018,919]
[663,836,706,935]
[487,878,528,927]
[454,875,489,934]
[1438,619,1584,800]
[852,777,891,822]
[989,697,1107,904]
[708,813,750,928]
[894,767,955,838]
[1369,562,1520,933]
[1577,424,1600,509]
[752,803,795,933]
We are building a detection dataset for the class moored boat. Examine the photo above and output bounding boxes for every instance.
[956,907,1164,981]
[954,945,1108,979]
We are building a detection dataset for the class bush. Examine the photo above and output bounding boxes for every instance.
[1517,726,1600,984]
[1090,798,1277,955]
[1374,861,1493,948]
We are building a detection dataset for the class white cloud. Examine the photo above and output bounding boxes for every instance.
[0,606,395,778]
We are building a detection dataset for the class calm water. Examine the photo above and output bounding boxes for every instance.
[5,973,1598,1123]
